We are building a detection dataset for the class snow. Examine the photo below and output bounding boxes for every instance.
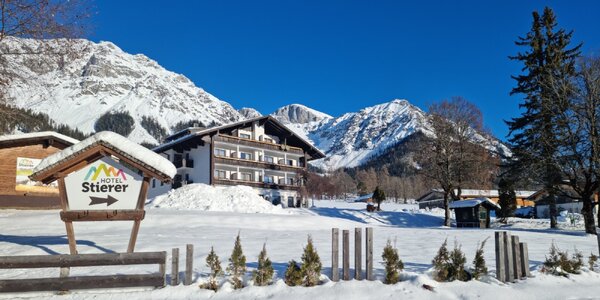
[0,131,79,145]
[147,183,290,215]
[2,198,600,299]
[449,198,501,210]
[32,131,176,179]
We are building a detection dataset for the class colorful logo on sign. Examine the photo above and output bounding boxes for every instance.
[84,163,127,181]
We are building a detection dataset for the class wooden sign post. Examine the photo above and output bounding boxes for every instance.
[30,133,174,255]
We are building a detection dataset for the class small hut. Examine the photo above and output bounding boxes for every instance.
[449,197,500,228]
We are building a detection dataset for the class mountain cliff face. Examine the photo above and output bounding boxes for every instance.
[1,37,243,144]
[238,107,262,119]
[271,100,510,171]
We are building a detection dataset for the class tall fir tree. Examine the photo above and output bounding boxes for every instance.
[497,177,517,222]
[507,7,581,228]
[227,233,247,289]
[372,186,386,211]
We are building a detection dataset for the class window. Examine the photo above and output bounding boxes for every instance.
[263,156,274,163]
[214,148,226,157]
[287,178,295,185]
[214,170,227,179]
[240,152,252,160]
[264,175,274,183]
[240,133,251,139]
[241,173,252,181]
[264,137,273,143]
[152,179,156,188]
[287,159,294,166]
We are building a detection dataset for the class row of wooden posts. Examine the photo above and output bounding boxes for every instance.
[494,231,531,283]
[331,227,374,281]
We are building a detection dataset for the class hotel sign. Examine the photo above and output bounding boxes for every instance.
[64,157,142,210]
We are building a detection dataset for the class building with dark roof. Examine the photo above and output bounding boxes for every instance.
[149,116,326,207]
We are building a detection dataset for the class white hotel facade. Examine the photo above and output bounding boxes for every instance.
[149,116,325,207]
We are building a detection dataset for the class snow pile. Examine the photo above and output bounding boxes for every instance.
[32,131,176,179]
[147,184,290,214]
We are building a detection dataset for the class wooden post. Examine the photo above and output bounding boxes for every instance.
[495,231,506,282]
[520,242,531,278]
[511,235,521,280]
[58,178,77,255]
[128,176,150,253]
[354,228,362,280]
[342,230,350,280]
[503,232,515,283]
[171,248,179,286]
[366,227,373,280]
[184,244,193,285]
[331,228,339,282]
[159,251,167,286]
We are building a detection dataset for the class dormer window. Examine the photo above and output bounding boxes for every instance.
[240,133,251,139]
[264,137,273,143]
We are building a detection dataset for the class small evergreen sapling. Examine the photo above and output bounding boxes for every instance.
[589,253,598,271]
[432,239,450,282]
[381,239,404,284]
[227,233,247,289]
[200,246,223,291]
[252,243,274,286]
[300,235,322,287]
[542,243,583,276]
[284,260,303,286]
[471,238,489,280]
[449,243,468,281]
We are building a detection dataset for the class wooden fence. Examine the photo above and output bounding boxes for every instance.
[495,231,531,283]
[0,252,166,293]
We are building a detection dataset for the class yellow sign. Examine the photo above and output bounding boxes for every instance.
[15,157,59,194]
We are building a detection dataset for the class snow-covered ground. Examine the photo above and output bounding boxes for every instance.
[1,200,600,299]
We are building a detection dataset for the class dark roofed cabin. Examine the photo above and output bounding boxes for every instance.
[449,198,500,228]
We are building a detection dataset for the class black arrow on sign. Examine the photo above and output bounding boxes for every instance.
[89,195,119,206]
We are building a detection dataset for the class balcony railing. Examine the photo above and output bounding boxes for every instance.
[213,177,302,191]
[214,134,304,155]
[213,156,303,172]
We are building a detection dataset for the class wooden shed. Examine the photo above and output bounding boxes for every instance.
[0,132,79,209]
[449,197,500,228]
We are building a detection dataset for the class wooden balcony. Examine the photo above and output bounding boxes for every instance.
[213,178,301,191]
[214,134,304,155]
[214,156,304,172]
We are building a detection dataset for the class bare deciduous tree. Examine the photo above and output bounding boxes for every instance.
[416,97,497,226]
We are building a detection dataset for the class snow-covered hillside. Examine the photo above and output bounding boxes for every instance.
[2,37,243,144]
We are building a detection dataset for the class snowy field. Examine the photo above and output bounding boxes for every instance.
[1,194,600,299]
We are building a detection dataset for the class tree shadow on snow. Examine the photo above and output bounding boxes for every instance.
[310,207,445,228]
[0,234,115,255]
[490,226,588,237]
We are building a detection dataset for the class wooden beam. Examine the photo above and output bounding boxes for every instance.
[185,244,193,286]
[60,210,145,222]
[495,231,506,282]
[354,228,362,280]
[342,230,350,280]
[58,177,77,255]
[365,227,374,280]
[171,248,179,286]
[0,252,166,268]
[331,228,339,282]
[0,274,164,292]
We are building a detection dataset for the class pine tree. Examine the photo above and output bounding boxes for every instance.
[497,178,517,222]
[372,186,386,211]
[284,260,303,286]
[300,235,322,287]
[589,253,598,271]
[381,239,404,284]
[432,239,450,282]
[201,246,223,291]
[227,233,247,289]
[472,239,489,280]
[507,7,582,229]
[252,243,274,286]
[449,243,467,281]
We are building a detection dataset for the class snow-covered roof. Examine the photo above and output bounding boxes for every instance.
[32,131,176,180]
[449,197,501,210]
[351,193,374,202]
[0,131,79,146]
[431,188,536,198]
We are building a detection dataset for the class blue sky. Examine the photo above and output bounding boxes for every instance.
[91,1,600,140]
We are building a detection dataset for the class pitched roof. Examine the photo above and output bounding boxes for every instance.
[31,131,176,183]
[0,131,79,147]
[449,197,501,210]
[155,116,326,160]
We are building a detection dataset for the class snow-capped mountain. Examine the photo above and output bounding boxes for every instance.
[271,100,510,170]
[1,37,243,144]
[238,107,262,119]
